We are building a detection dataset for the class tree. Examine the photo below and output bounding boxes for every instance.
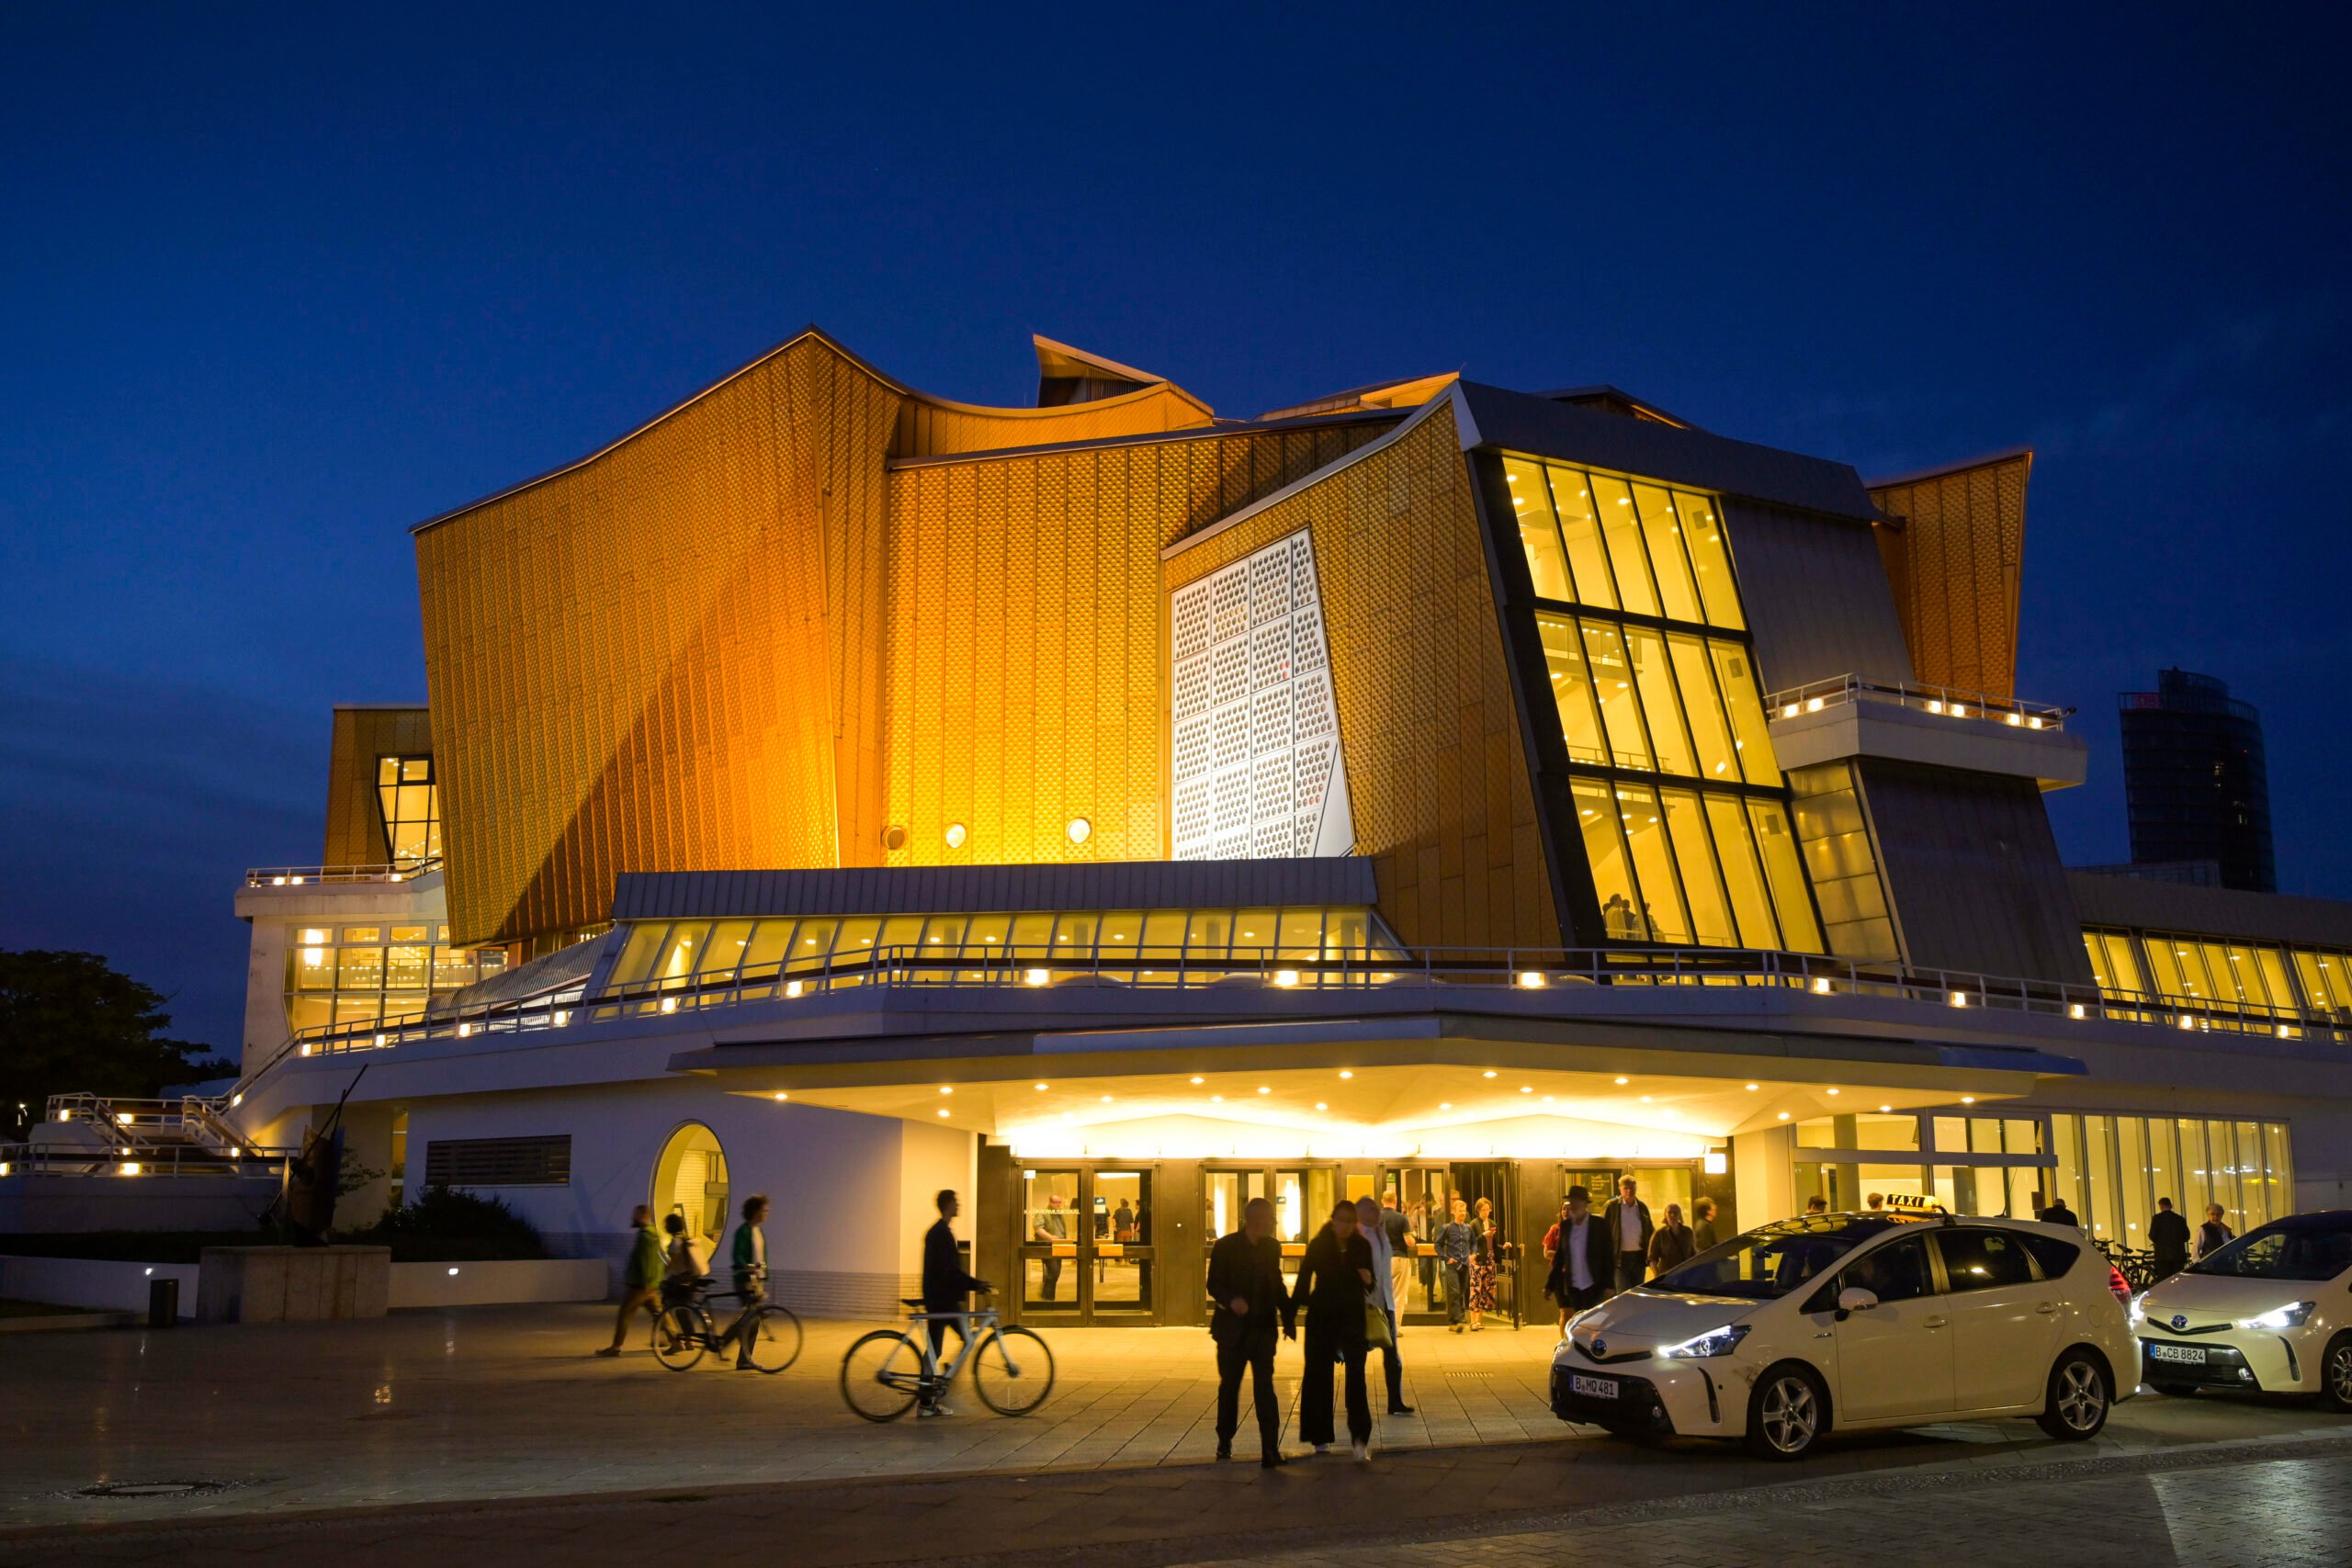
[0,951,232,1134]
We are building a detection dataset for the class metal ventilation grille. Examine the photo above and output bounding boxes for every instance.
[1170,529,1340,861]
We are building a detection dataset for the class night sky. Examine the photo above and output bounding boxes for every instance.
[4,6,2346,1053]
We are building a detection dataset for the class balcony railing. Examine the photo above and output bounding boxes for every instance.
[243,859,442,888]
[235,940,2352,1072]
[1766,674,2073,733]
[3,1092,299,1179]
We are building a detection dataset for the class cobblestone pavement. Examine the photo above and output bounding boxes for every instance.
[1170,1442,2352,1568]
[3,1303,2349,1565]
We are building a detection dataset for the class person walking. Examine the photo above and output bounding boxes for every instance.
[1646,1201,1695,1279]
[1690,1196,1721,1254]
[2149,1196,2191,1278]
[1601,1177,1654,1292]
[1291,1198,1375,1461]
[716,1194,769,1370]
[1543,1187,1612,1329]
[597,1203,666,1356]
[2196,1202,2235,1261]
[1434,1197,1474,1332]
[1355,1195,1413,1415]
[1380,1190,1413,1320]
[1465,1195,1499,1332]
[919,1189,989,1416]
[1207,1196,1288,1468]
[1033,1192,1069,1303]
[2041,1191,2082,1228]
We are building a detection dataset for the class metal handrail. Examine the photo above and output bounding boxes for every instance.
[0,1139,294,1179]
[245,939,2352,1061]
[244,859,442,887]
[1764,673,2074,732]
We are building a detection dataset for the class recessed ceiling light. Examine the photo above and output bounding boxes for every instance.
[1315,1102,1328,1111]
[1483,1070,1497,1079]
[1257,1086,1271,1095]
[1035,1083,1048,1090]
[939,1087,953,1095]
[1745,1083,1759,1091]
[1825,1089,1839,1097]
[1639,1095,1653,1103]
[772,1092,788,1101]
[1520,1086,1532,1094]
[1777,1111,1791,1121]
[1613,1076,1629,1085]
[1211,1095,1224,1103]
[1100,1094,1113,1102]
[1339,1070,1353,1079]
[1439,1101,1452,1110]
[1879,1104,1893,1113]
[1961,1096,1976,1105]
[1190,1077,1204,1085]
[936,1109,949,1117]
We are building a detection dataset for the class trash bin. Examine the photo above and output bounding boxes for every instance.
[148,1277,178,1327]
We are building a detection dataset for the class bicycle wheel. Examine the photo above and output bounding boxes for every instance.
[840,1329,925,1421]
[741,1303,803,1373]
[970,1326,1056,1416]
[651,1304,710,1371]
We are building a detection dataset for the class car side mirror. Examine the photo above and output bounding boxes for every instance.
[1836,1286,1879,1321]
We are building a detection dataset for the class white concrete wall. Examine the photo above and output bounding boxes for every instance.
[0,1256,199,1318]
[400,1079,944,1317]
[0,1177,279,1235]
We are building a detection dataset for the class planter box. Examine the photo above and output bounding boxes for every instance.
[0,1255,200,1319]
[197,1246,390,1322]
[388,1258,609,1309]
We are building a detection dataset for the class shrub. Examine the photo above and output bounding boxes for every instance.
[349,1186,546,1261]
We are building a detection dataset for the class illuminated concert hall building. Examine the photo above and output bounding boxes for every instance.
[204,330,2352,1323]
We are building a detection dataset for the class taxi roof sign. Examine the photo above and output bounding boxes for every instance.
[1881,1194,1950,1217]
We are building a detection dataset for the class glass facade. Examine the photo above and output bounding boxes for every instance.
[599,905,1406,998]
[285,922,507,1035]
[2083,925,2352,1032]
[2046,1111,2292,1241]
[376,755,441,864]
[1505,456,1820,953]
[1788,762,1900,963]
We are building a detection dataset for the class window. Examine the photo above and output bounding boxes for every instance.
[2017,1231,2081,1280]
[283,921,502,1038]
[375,756,440,865]
[2047,1112,2291,1239]
[1842,1235,1933,1303]
[1934,1228,2036,1293]
[422,1134,571,1188]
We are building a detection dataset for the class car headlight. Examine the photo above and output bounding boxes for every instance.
[2127,1295,2146,1328]
[1657,1323,1749,1359]
[2235,1302,2316,1331]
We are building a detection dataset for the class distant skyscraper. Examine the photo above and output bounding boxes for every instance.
[2119,669,2276,893]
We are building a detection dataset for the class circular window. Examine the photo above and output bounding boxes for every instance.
[880,824,909,852]
[1067,818,1091,844]
[944,823,967,850]
[650,1122,729,1244]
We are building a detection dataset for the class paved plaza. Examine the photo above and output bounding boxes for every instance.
[0,1304,2346,1565]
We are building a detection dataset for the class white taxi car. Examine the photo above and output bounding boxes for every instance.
[1549,1210,2136,1459]
[2132,1211,2352,1408]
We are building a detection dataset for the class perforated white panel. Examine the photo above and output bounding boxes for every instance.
[1170,530,1350,861]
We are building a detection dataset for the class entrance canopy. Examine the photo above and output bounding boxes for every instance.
[684,1012,2064,1163]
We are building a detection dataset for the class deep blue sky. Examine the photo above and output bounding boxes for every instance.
[4,5,2346,1052]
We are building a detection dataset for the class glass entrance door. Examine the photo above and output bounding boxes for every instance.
[1385,1164,1450,1322]
[1017,1164,1157,1323]
[1201,1164,1340,1298]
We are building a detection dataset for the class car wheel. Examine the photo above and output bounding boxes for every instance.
[2037,1348,2110,1440]
[1745,1363,1827,1460]
[2321,1333,2352,1414]
[2150,1382,2200,1398]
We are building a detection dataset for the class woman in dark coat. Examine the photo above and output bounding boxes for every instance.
[1291,1198,1376,1460]
[1646,1201,1697,1279]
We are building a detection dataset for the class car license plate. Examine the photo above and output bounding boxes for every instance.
[2147,1342,2206,1365]
[1570,1373,1619,1399]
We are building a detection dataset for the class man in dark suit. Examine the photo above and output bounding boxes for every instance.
[1544,1185,1616,1325]
[2148,1196,2191,1278]
[1207,1195,1290,1468]
[1601,1176,1655,1292]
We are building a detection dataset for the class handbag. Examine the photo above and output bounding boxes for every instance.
[1363,1295,1394,1348]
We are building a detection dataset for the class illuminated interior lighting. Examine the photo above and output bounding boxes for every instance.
[1338,1070,1353,1079]
[1483,1070,1498,1078]
[1036,1082,1049,1090]
[784,980,804,998]
[1518,971,1546,989]
[553,1010,571,1026]
[1926,699,1944,714]
[1878,1104,1894,1113]
[1613,1076,1629,1085]
[1776,1111,1790,1122]
[1315,1102,1328,1111]
[938,1087,953,1095]
[936,1108,950,1118]
[1210,1095,1224,1103]
[1272,970,1299,988]
[774,1091,788,1100]
[1639,1095,1653,1103]
[1023,969,1049,987]
[2069,1003,2086,1019]
[1812,977,1834,995]
[1805,697,1824,713]
[1439,1101,1452,1110]
[299,1043,312,1056]
[117,1112,133,1125]
[1949,991,1968,1008]
[1781,704,1801,718]
[1100,1094,1114,1102]
[659,997,677,1014]
[1960,1096,1976,1105]
[1520,1086,1532,1094]
[1745,1083,1758,1090]
[2006,712,2023,727]
[1189,1076,1204,1084]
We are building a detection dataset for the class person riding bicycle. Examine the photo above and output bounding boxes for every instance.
[919,1189,990,1416]
[660,1212,708,1307]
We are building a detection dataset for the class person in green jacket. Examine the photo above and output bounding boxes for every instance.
[716,1195,770,1370]
[598,1204,666,1356]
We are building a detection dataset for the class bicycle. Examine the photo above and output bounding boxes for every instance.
[839,1292,1056,1421]
[650,1276,803,1372]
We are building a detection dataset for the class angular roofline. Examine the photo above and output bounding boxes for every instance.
[1032,333,1166,388]
[411,326,1214,536]
[888,407,1406,472]
[1534,384,1700,430]
[1865,445,2034,491]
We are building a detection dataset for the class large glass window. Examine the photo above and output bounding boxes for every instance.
[2044,1111,2292,1240]
[375,756,441,865]
[283,920,504,1038]
[1501,455,1818,953]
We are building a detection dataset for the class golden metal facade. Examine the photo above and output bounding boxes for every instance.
[1869,451,2030,699]
[321,706,432,867]
[879,423,1388,868]
[1163,404,1564,951]
[418,332,1243,946]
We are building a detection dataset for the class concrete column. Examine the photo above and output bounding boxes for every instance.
[1732,1125,1797,1229]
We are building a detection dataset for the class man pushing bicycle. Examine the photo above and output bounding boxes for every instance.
[920,1189,990,1416]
